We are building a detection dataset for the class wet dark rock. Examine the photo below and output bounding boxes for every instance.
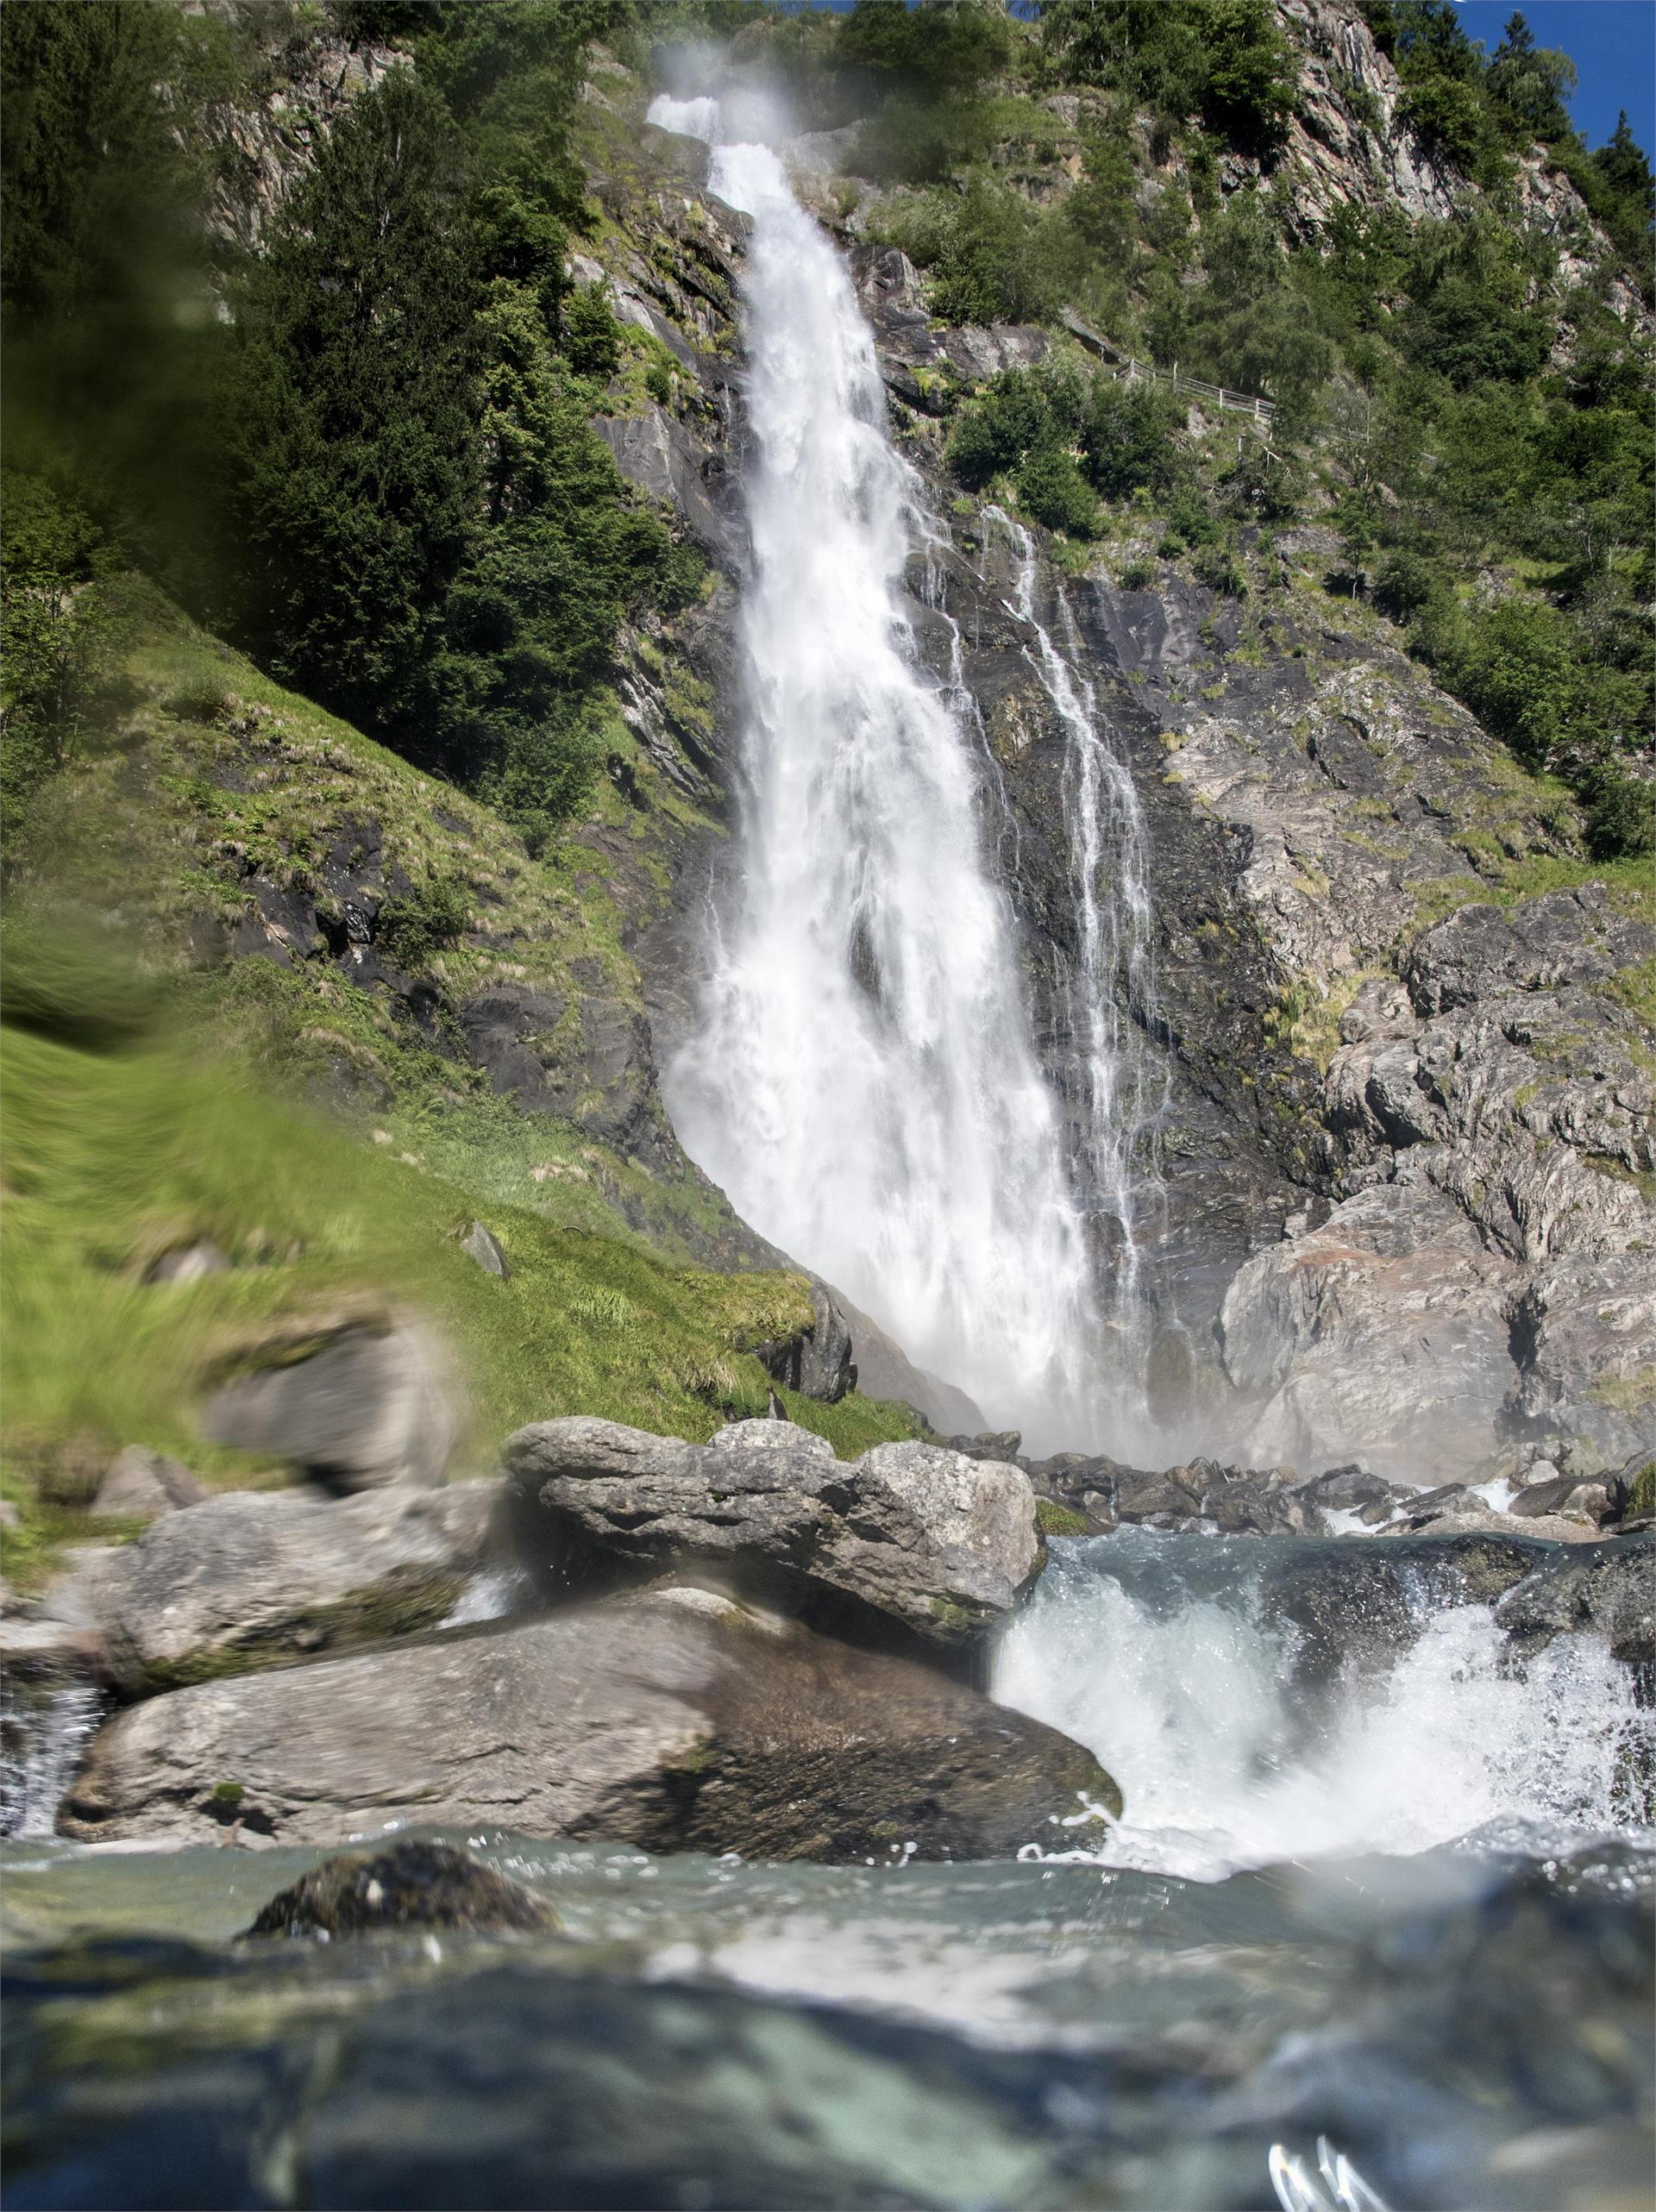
[1027,1451,1331,1538]
[245,1841,556,1940]
[1260,1532,1552,1686]
[756,1279,853,1404]
[1294,1462,1408,1525]
[201,1320,459,1492]
[1495,1538,1656,1666]
[59,1586,1120,1858]
[501,1417,1040,1657]
[1394,1482,1484,1528]
[90,1448,208,1523]
[84,1482,499,1696]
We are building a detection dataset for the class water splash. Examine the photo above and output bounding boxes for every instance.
[995,1532,1653,1881]
[654,103,1101,1448]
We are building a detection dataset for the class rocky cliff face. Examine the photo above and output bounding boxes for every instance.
[165,13,1652,1486]
[561,81,1653,1487]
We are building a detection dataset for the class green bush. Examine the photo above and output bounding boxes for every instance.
[1081,379,1186,499]
[373,874,472,973]
[1016,445,1100,538]
[946,368,1054,488]
[560,282,623,382]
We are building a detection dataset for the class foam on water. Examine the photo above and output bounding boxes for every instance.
[995,1532,1653,1881]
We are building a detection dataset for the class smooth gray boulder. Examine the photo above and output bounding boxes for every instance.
[85,1482,500,1695]
[459,1221,510,1280]
[1495,1538,1656,1665]
[501,1417,1041,1653]
[202,1320,460,1491]
[59,1586,1120,1860]
[91,1448,208,1522]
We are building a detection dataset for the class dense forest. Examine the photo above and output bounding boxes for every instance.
[3,0,1652,859]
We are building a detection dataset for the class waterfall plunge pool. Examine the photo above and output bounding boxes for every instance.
[4,1529,1650,2210]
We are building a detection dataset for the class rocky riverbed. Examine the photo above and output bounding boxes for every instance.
[4,1404,1653,2207]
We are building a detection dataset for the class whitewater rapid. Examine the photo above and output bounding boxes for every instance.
[651,100,1103,1448]
[996,1530,1653,1882]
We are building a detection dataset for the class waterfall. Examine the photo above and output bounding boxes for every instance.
[995,1531,1653,1883]
[984,512,1167,1444]
[652,101,1103,1449]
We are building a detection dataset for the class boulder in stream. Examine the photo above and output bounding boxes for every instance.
[59,1584,1120,1859]
[246,1841,556,1939]
[502,1416,1042,1655]
[1495,1537,1656,1666]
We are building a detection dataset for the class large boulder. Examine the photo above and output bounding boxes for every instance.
[756,1279,854,1404]
[201,1319,460,1492]
[501,1417,1041,1655]
[1218,1179,1521,1485]
[85,1482,499,1695]
[59,1585,1120,1859]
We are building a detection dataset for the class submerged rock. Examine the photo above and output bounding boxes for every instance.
[85,1482,499,1695]
[59,1586,1120,1859]
[1495,1538,1656,1666]
[502,1416,1042,1655]
[245,1841,555,1939]
[1258,1532,1553,1686]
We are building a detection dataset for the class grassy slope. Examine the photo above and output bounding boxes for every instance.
[1,601,919,1587]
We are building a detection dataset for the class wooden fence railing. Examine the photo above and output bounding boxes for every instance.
[1059,309,1277,425]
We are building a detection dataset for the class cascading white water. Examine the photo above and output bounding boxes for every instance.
[995,1532,1653,1883]
[652,100,1101,1446]
[985,512,1168,1447]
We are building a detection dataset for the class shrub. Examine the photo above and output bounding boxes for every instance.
[1081,378,1185,499]
[374,874,472,971]
[1016,445,1101,537]
[1583,765,1656,861]
[946,368,1056,489]
[560,283,622,383]
[1193,543,1245,596]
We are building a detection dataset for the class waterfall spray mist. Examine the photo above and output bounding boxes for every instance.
[651,103,1102,1446]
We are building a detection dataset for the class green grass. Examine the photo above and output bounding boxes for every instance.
[0,967,918,1590]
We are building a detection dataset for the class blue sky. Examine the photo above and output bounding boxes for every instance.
[1452,3,1654,153]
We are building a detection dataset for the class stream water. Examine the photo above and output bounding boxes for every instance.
[5,1532,1652,2209]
